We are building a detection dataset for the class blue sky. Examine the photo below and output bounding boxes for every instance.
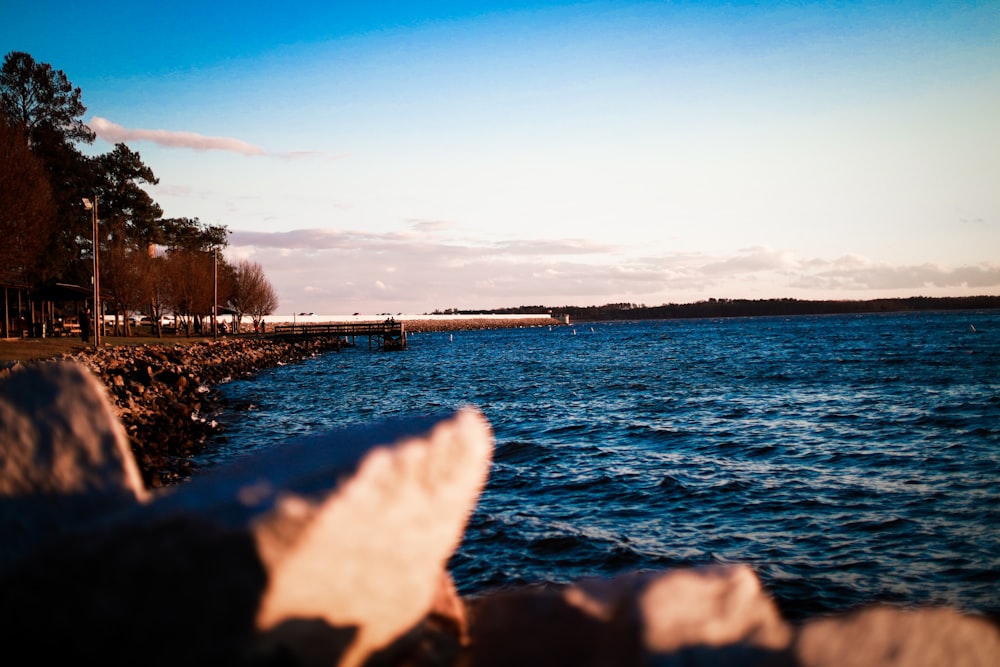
[6,1,999,314]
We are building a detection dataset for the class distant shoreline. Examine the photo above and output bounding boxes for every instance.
[492,295,1000,322]
[262,314,564,332]
[260,296,1000,326]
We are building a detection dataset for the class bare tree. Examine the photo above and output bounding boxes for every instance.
[163,249,214,336]
[145,250,170,338]
[248,279,279,332]
[103,241,152,335]
[229,259,278,332]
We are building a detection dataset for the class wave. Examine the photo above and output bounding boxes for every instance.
[205,311,1000,621]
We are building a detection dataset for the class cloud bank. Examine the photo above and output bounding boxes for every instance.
[225,229,1000,315]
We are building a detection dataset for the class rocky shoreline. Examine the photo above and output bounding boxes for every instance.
[1,317,562,488]
[6,336,345,487]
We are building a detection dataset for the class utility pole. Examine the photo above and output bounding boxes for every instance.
[213,247,218,339]
[82,197,100,348]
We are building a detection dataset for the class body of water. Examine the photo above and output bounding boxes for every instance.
[197,310,1000,622]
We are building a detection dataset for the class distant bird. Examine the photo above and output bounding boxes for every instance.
[970,324,977,333]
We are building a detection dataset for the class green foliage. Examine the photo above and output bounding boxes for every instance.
[2,51,96,283]
[161,217,230,251]
[93,143,163,249]
[0,115,55,284]
[0,51,94,145]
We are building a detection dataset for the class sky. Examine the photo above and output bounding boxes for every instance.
[6,0,1000,315]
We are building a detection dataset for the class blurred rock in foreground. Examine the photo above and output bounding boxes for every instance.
[1,361,997,666]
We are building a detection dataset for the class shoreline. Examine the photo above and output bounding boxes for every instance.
[2,316,563,487]
[262,315,563,332]
[65,336,347,487]
[400,316,561,332]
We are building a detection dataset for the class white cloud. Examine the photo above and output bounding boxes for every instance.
[790,258,1000,291]
[701,246,798,276]
[230,229,364,250]
[495,238,620,256]
[88,117,340,160]
[89,116,265,155]
[405,218,454,234]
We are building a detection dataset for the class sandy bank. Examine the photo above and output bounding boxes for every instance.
[400,316,562,333]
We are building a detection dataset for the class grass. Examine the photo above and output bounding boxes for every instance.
[0,333,220,362]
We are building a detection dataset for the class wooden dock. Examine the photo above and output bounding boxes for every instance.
[271,321,407,351]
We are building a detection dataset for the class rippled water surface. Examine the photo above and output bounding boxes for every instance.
[198,311,1000,621]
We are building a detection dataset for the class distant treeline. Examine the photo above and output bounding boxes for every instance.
[437,296,1000,322]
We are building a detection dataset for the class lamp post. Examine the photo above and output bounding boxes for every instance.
[82,197,100,348]
[213,247,218,339]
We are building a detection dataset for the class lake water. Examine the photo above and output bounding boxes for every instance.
[197,310,1000,622]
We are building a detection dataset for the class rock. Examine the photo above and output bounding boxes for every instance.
[633,564,792,660]
[0,360,148,570]
[0,359,25,379]
[467,564,793,667]
[795,605,1000,667]
[0,360,145,499]
[214,405,493,667]
[467,582,641,667]
[467,568,1000,666]
[0,513,266,665]
[0,361,493,667]
[62,336,348,487]
[428,569,470,645]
